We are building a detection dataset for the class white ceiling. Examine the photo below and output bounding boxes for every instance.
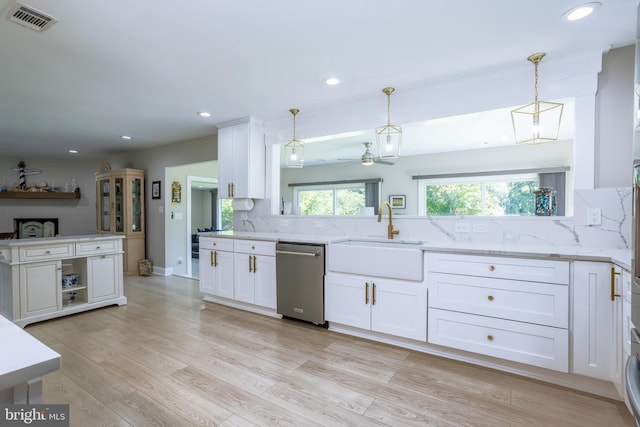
[0,0,636,159]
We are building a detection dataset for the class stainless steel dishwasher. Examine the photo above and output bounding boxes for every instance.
[276,242,326,326]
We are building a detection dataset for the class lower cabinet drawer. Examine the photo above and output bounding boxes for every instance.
[428,273,568,328]
[428,308,568,372]
[19,243,74,262]
[233,239,275,257]
[76,239,119,256]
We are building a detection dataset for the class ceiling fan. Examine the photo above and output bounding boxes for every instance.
[340,142,395,166]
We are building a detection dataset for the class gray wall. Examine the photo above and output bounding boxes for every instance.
[596,45,634,187]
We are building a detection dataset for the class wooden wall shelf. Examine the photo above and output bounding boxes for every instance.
[0,191,80,199]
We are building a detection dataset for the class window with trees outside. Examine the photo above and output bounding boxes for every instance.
[418,173,542,216]
[294,183,366,215]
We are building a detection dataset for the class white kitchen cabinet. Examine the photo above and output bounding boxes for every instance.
[325,272,427,341]
[233,240,276,309]
[427,252,569,372]
[572,261,615,381]
[217,118,265,199]
[88,254,122,302]
[19,261,61,318]
[199,237,276,311]
[0,236,126,328]
[199,237,234,299]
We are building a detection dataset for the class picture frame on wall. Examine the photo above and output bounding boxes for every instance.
[389,194,406,209]
[152,181,161,199]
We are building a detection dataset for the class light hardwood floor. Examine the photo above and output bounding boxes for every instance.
[26,274,635,426]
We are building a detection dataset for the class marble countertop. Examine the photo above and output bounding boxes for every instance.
[201,231,632,269]
[0,315,60,390]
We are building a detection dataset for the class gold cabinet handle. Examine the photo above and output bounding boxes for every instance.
[227,183,231,197]
[214,251,218,267]
[489,265,495,271]
[372,283,376,305]
[249,256,253,272]
[487,295,494,301]
[231,183,235,198]
[611,267,621,301]
[253,255,257,273]
[487,335,494,341]
[365,282,369,305]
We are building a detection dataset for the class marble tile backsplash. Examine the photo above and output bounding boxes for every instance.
[235,187,632,249]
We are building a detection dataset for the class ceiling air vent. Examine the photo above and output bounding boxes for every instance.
[7,2,57,32]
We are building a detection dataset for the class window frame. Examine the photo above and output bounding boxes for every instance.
[293,182,368,216]
[417,172,542,216]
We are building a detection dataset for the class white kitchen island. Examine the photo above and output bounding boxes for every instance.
[0,314,60,403]
[0,234,127,328]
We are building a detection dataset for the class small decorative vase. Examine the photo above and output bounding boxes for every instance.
[534,187,557,216]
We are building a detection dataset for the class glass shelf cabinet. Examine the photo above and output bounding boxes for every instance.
[95,163,145,275]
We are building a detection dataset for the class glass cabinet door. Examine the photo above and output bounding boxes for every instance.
[99,178,111,232]
[131,177,142,233]
[114,177,124,233]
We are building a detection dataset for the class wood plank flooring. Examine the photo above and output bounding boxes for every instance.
[25,274,635,426]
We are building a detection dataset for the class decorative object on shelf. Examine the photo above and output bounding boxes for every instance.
[284,108,304,168]
[152,180,161,199]
[375,87,402,159]
[171,181,181,203]
[389,194,406,209]
[96,160,111,175]
[511,53,563,144]
[534,187,557,216]
[12,160,42,191]
[61,273,79,288]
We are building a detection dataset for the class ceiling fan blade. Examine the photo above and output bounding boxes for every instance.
[374,158,394,165]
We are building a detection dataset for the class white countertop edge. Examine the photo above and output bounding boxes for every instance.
[0,315,61,390]
[0,234,125,247]
[200,231,632,268]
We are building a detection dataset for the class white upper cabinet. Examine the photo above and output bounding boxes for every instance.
[217,118,265,199]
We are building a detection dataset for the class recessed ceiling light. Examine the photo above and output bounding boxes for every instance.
[563,2,601,21]
[197,111,211,117]
[69,149,78,154]
[121,135,132,140]
[325,77,340,86]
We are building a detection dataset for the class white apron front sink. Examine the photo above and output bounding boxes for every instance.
[328,239,424,281]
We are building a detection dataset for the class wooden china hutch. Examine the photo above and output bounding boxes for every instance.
[95,161,145,274]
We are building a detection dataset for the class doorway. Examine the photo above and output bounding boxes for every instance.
[186,175,218,278]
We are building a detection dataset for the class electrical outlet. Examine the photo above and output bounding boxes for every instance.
[178,256,183,264]
[455,222,470,232]
[587,208,602,225]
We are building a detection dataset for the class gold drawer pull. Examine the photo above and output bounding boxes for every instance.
[488,265,495,271]
[365,282,369,305]
[487,335,494,341]
[487,295,494,301]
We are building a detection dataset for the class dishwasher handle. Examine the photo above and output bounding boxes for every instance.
[276,250,319,257]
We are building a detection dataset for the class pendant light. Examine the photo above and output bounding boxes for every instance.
[284,108,304,168]
[375,87,402,159]
[511,53,563,144]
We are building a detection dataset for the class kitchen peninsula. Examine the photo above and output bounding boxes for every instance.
[0,234,126,328]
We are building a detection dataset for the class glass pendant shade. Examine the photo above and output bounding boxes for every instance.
[284,140,304,168]
[511,100,563,144]
[375,87,402,159]
[511,53,563,145]
[284,108,304,168]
